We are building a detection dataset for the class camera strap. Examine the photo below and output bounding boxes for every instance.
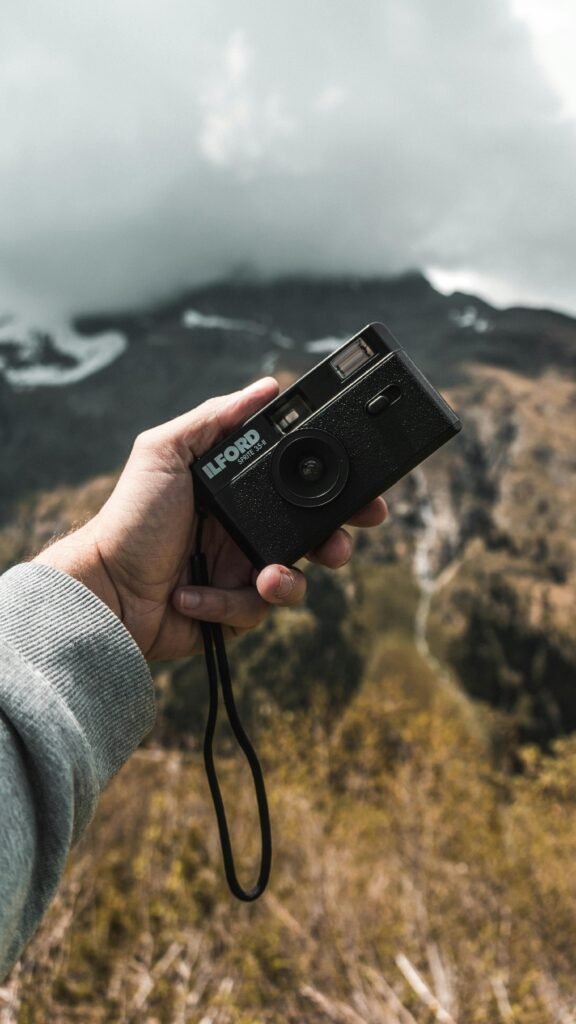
[190,511,272,901]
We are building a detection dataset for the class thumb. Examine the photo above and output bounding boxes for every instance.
[137,377,279,467]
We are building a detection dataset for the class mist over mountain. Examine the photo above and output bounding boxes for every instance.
[2,0,576,319]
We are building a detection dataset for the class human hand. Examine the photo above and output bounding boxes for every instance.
[35,378,388,659]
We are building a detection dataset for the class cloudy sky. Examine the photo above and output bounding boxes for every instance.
[1,0,576,319]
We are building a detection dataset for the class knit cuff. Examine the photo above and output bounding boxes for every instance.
[0,562,156,789]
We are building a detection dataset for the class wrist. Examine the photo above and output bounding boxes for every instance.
[33,519,123,621]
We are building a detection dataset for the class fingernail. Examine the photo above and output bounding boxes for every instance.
[180,589,201,611]
[340,536,353,564]
[275,569,295,600]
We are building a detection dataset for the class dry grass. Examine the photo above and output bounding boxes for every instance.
[3,640,576,1023]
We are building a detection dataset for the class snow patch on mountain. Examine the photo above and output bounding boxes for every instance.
[450,306,491,333]
[182,310,267,333]
[0,316,127,389]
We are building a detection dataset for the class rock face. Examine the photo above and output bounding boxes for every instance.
[1,272,575,742]
[369,362,576,743]
[429,368,576,743]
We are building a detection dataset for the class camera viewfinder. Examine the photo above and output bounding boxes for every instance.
[270,392,313,434]
[330,337,374,380]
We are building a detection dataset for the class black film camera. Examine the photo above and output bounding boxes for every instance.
[193,322,461,567]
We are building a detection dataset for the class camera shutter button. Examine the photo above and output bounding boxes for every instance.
[366,384,402,416]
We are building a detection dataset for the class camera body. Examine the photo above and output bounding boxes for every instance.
[192,323,461,568]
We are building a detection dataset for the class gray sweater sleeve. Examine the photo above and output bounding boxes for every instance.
[0,562,156,980]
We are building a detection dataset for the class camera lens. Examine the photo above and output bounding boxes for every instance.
[272,429,349,508]
[298,456,324,483]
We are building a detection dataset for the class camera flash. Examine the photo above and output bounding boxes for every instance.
[330,337,374,380]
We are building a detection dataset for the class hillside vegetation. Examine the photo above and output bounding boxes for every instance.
[2,565,576,1023]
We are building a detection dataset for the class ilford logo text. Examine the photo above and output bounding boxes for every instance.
[202,429,262,479]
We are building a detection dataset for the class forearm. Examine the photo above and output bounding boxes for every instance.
[0,563,155,980]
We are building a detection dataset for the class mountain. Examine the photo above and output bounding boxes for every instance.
[1,271,575,741]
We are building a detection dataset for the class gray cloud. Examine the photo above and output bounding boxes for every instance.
[1,0,576,316]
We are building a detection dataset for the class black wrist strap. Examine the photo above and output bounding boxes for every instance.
[190,513,272,901]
